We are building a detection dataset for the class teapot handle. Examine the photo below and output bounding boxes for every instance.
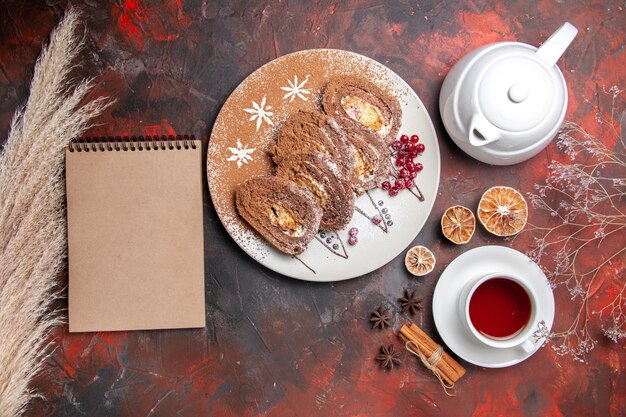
[468,113,501,147]
[536,22,578,67]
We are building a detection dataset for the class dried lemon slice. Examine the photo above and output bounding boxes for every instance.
[405,246,436,276]
[477,186,528,236]
[441,205,475,244]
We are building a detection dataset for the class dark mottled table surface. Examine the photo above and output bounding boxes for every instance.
[1,1,625,416]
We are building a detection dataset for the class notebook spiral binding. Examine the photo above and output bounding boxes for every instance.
[68,135,197,152]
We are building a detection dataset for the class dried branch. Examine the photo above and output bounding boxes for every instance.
[525,86,625,361]
[0,10,112,416]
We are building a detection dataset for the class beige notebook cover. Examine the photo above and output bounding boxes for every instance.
[66,137,205,332]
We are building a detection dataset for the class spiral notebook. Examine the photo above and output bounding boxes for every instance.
[66,135,205,332]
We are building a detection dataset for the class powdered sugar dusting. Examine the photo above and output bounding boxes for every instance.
[220,210,270,260]
[324,155,342,180]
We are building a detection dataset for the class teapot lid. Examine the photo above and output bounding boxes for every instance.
[477,48,566,136]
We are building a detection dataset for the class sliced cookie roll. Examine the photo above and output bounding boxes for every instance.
[269,110,355,179]
[321,76,401,145]
[276,151,355,231]
[235,176,322,255]
[345,124,392,194]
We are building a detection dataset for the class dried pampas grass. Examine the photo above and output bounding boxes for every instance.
[0,9,111,416]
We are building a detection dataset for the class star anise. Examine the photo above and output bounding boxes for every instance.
[376,344,401,369]
[370,305,392,330]
[399,289,421,315]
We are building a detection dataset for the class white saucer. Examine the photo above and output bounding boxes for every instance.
[432,245,554,368]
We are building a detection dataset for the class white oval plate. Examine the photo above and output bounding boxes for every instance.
[433,245,555,368]
[207,49,440,281]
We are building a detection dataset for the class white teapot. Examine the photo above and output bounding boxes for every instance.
[439,23,578,165]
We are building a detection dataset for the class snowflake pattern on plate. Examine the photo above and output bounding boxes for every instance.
[227,139,255,168]
[243,96,274,131]
[280,75,311,102]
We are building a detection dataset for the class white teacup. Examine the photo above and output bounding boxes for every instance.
[458,272,540,353]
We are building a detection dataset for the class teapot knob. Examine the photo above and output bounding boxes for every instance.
[508,83,528,103]
[468,113,501,147]
[536,22,578,67]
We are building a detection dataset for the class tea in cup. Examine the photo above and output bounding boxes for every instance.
[459,272,539,352]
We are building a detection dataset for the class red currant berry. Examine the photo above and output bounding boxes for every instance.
[348,236,358,245]
[389,188,399,197]
[399,168,410,178]
[409,150,419,158]
[400,134,409,143]
[405,142,415,152]
[395,157,405,166]
[415,162,423,172]
[372,215,382,225]
[396,178,406,189]
[349,227,359,237]
[391,141,402,151]
[410,170,418,178]
[410,134,419,143]
[405,178,414,189]
[405,161,415,172]
[416,143,425,153]
[381,180,391,190]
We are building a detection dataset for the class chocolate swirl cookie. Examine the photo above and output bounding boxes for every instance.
[235,176,322,255]
[322,76,401,145]
[269,110,354,180]
[336,118,392,195]
[276,150,355,231]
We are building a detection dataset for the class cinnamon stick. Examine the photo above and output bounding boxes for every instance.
[399,323,466,385]
[405,324,465,382]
